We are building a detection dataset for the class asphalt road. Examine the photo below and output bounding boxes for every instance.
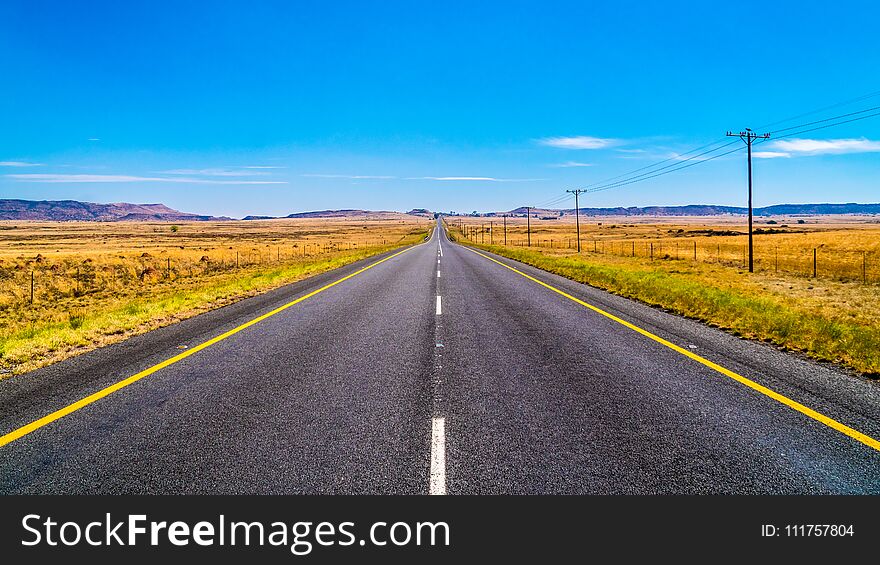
[1,223,879,494]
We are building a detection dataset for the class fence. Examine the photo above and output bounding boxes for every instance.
[455,226,879,284]
[0,239,390,308]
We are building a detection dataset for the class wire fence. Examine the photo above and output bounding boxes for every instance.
[456,227,879,284]
[0,239,393,308]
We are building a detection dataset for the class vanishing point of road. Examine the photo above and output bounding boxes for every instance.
[1,222,879,494]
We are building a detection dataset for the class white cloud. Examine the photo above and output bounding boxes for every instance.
[539,136,618,149]
[87,138,100,142]
[162,168,270,177]
[548,161,593,168]
[753,151,791,159]
[420,176,499,181]
[301,173,395,179]
[300,173,540,182]
[769,137,880,156]
[6,174,286,184]
[409,176,542,182]
[0,161,43,167]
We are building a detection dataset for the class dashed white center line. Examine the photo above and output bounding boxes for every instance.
[431,232,446,495]
[429,417,446,495]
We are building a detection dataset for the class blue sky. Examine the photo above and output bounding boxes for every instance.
[1,0,878,217]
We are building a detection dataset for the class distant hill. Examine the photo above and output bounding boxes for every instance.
[503,203,880,217]
[0,199,228,221]
[285,209,393,219]
[243,209,423,220]
[752,203,880,215]
[406,208,434,217]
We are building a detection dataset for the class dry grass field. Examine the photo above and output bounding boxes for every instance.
[450,215,880,375]
[0,216,430,375]
[453,215,880,282]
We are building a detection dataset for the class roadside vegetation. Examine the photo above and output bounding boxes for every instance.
[0,218,429,376]
[448,218,880,376]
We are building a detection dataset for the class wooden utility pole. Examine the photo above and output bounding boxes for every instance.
[727,128,770,272]
[526,207,531,247]
[503,214,508,245]
[566,189,585,252]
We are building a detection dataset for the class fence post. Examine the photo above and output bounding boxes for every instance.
[236,251,239,268]
[650,242,654,261]
[864,251,867,284]
[30,270,34,303]
[693,240,697,261]
[813,248,817,278]
[775,246,778,274]
[632,241,635,257]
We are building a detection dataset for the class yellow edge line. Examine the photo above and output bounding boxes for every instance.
[0,245,417,448]
[463,245,880,453]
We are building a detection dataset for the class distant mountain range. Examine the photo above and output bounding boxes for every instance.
[3,199,878,221]
[502,203,880,217]
[244,209,415,220]
[0,200,426,221]
[0,199,228,221]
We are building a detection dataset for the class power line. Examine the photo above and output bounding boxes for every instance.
[536,191,568,205]
[581,139,740,191]
[766,105,880,135]
[571,88,880,194]
[581,137,734,189]
[583,144,746,193]
[534,192,572,208]
[767,110,880,140]
[756,88,880,130]
[580,105,880,195]
[523,94,880,210]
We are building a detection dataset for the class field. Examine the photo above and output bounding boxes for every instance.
[452,215,880,282]
[449,215,880,375]
[0,216,430,375]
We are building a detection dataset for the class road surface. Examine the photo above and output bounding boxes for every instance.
[1,223,879,494]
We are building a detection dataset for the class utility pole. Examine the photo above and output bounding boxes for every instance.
[503,214,508,245]
[727,128,770,273]
[490,221,494,244]
[526,207,531,247]
[566,189,585,253]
